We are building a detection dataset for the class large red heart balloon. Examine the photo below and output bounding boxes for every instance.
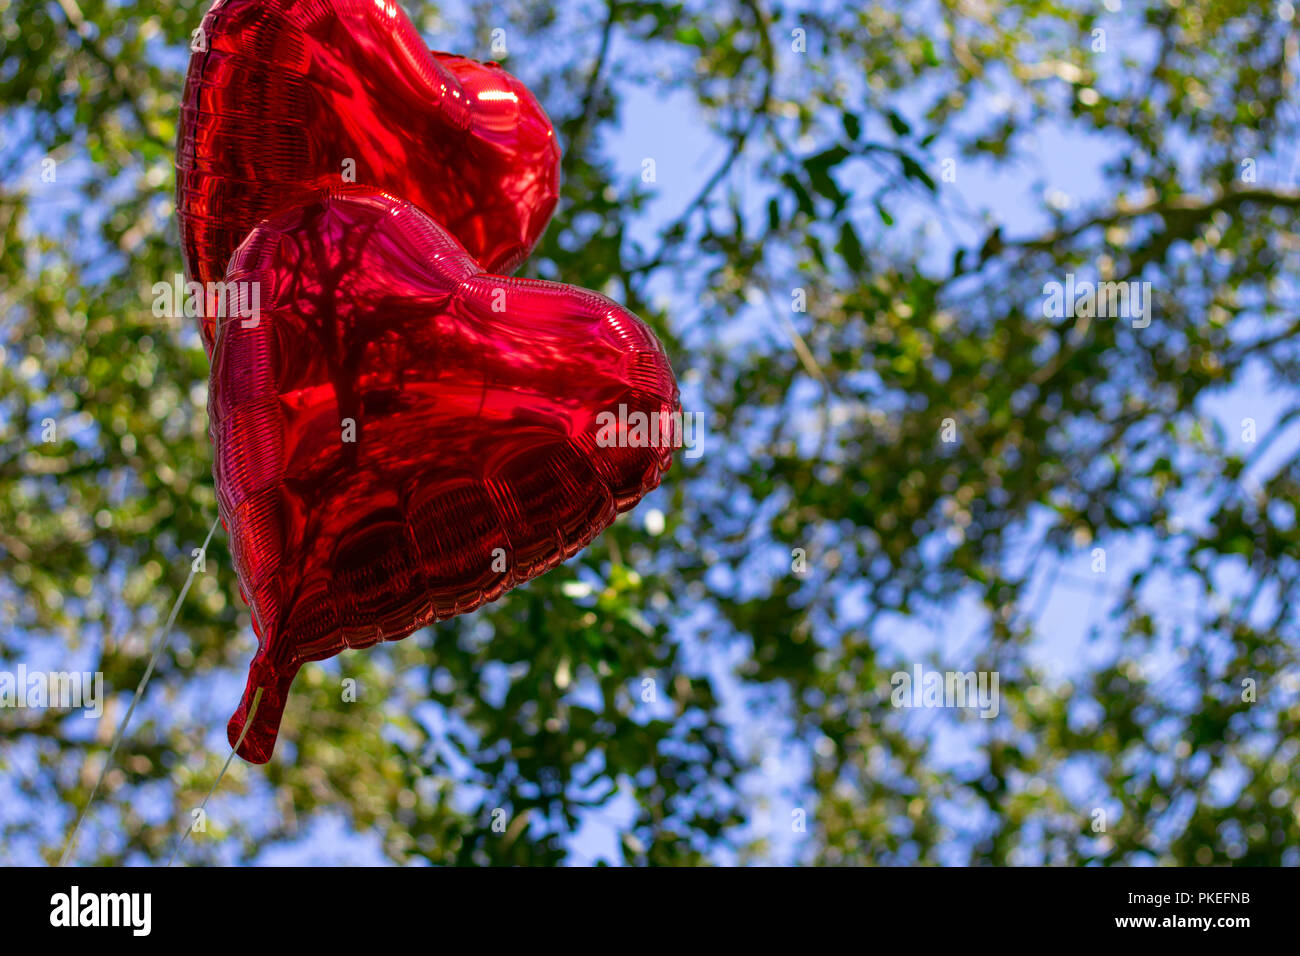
[178,0,561,352]
[210,189,680,762]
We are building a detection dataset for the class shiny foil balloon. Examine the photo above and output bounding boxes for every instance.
[178,0,561,352]
[210,189,680,762]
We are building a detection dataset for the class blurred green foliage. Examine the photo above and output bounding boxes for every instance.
[2,0,1299,864]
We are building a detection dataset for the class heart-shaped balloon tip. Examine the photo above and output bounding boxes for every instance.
[213,189,680,762]
[226,654,292,764]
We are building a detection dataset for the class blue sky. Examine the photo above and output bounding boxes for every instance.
[5,0,1299,866]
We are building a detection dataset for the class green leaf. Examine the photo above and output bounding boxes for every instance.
[837,220,866,271]
[781,171,816,216]
[899,153,937,191]
[842,111,862,140]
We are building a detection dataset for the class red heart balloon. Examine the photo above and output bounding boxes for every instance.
[210,189,680,762]
[178,0,561,353]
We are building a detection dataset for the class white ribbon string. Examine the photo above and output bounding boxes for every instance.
[57,516,220,867]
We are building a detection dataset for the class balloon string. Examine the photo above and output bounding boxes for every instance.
[57,516,221,868]
[168,686,263,867]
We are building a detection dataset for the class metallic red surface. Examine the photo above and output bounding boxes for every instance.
[178,0,561,352]
[210,190,680,762]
